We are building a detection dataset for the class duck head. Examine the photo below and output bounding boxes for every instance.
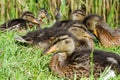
[43,32,76,56]
[21,11,40,25]
[72,9,86,21]
[37,8,49,23]
[82,14,103,37]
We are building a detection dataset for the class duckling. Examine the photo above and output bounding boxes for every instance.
[21,11,40,25]
[50,0,61,21]
[51,8,86,28]
[37,8,49,24]
[15,24,94,51]
[82,14,120,47]
[21,11,40,28]
[15,27,65,50]
[52,20,95,49]
[0,11,40,31]
[67,23,94,50]
[43,32,120,79]
[72,9,86,21]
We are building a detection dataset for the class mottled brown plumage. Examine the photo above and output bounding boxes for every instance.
[43,33,120,79]
[51,7,86,28]
[83,14,120,47]
[37,8,49,24]
[72,9,86,21]
[0,11,40,31]
[15,22,94,51]
[52,20,94,50]
[15,27,59,50]
[15,10,93,50]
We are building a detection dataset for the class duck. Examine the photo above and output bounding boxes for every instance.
[15,23,94,51]
[51,7,87,28]
[71,9,86,21]
[0,11,40,31]
[52,19,95,49]
[37,8,49,24]
[66,23,94,50]
[15,27,65,50]
[43,32,120,79]
[82,14,120,47]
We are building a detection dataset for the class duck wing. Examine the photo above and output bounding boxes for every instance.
[0,18,27,31]
[68,49,120,73]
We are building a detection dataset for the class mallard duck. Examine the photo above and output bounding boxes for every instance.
[37,8,49,24]
[0,11,40,31]
[66,23,94,50]
[15,23,94,51]
[43,32,120,79]
[82,14,120,47]
[52,20,95,49]
[15,27,65,50]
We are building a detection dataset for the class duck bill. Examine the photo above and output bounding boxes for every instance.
[31,19,40,24]
[93,29,98,37]
[43,45,57,55]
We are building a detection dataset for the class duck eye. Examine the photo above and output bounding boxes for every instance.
[86,22,90,27]
[65,40,70,44]
[25,38,32,41]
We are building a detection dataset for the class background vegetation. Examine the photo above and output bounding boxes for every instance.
[0,0,120,80]
[0,0,120,27]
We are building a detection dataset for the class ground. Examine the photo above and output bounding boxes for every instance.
[0,28,120,80]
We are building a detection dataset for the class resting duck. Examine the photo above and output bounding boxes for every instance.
[52,19,95,49]
[15,27,65,50]
[72,9,86,21]
[0,11,40,31]
[43,32,120,79]
[82,14,120,47]
[66,23,94,50]
[37,8,49,24]
[51,8,86,28]
[15,24,94,51]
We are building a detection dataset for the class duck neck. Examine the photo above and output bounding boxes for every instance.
[49,52,67,76]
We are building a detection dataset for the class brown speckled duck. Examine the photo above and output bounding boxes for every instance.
[43,32,120,79]
[15,24,94,51]
[82,14,120,47]
[52,20,95,50]
[0,11,40,31]
[72,9,86,21]
[51,8,86,28]
[37,8,49,24]
[15,27,65,50]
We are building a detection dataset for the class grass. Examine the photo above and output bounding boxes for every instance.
[0,0,120,80]
[0,28,120,80]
